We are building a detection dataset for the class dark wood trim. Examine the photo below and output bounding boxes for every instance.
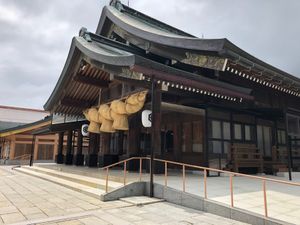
[73,73,109,87]
[77,129,83,155]
[60,97,91,108]
[66,130,73,155]
[58,132,64,155]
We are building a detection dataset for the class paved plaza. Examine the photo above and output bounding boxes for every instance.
[0,166,249,225]
[37,163,300,224]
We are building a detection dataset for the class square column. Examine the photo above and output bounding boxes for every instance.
[56,132,64,164]
[65,130,73,165]
[86,133,99,167]
[74,130,84,166]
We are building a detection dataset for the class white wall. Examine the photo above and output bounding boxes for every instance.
[0,106,49,124]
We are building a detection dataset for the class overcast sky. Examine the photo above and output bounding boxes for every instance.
[0,0,299,109]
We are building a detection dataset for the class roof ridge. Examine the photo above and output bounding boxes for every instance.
[114,1,195,38]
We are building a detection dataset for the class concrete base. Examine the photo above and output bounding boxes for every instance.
[86,154,98,167]
[101,182,290,225]
[65,154,73,165]
[56,154,64,164]
[101,182,146,201]
[74,154,84,166]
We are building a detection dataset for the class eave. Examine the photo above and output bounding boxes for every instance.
[96,2,300,97]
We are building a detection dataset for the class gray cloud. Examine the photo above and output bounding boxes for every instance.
[0,0,299,109]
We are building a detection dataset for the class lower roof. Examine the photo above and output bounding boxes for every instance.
[0,116,52,138]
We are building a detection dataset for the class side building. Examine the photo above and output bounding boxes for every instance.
[0,106,59,164]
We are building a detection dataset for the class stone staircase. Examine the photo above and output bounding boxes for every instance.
[13,166,124,198]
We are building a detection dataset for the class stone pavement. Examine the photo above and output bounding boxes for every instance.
[37,163,300,224]
[0,166,248,225]
[35,201,250,225]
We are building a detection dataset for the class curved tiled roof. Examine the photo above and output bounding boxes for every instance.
[96,1,300,95]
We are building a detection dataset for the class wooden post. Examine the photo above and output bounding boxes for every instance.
[65,130,73,165]
[33,136,39,160]
[87,133,99,167]
[53,134,58,160]
[203,108,209,167]
[173,121,181,161]
[56,132,64,164]
[77,130,83,155]
[75,130,84,166]
[150,78,161,197]
[9,136,15,159]
[29,135,35,166]
[284,111,292,181]
[66,130,73,155]
[58,132,64,154]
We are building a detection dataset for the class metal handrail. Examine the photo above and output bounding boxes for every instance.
[101,156,300,218]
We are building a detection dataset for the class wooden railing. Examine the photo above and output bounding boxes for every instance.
[13,154,31,161]
[101,157,300,218]
[12,154,31,166]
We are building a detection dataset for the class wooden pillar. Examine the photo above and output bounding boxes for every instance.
[150,79,162,197]
[56,132,64,164]
[29,135,36,166]
[65,130,73,165]
[284,110,293,180]
[173,121,181,161]
[75,130,84,166]
[76,131,83,155]
[151,82,162,157]
[118,132,124,155]
[101,134,110,154]
[87,133,99,167]
[254,116,258,147]
[9,136,15,160]
[66,130,73,154]
[33,136,39,160]
[274,120,279,149]
[203,108,209,167]
[53,134,58,160]
[127,116,140,157]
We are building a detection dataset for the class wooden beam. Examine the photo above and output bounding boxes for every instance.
[73,74,109,87]
[163,102,204,115]
[60,97,91,108]
[50,121,87,133]
[145,102,205,115]
[113,75,151,89]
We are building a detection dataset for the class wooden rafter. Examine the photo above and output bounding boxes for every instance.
[73,73,109,88]
[60,97,92,108]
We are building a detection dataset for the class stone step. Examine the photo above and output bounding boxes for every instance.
[18,165,122,190]
[13,166,123,198]
[35,163,130,183]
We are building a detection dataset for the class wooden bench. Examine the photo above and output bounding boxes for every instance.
[269,147,300,173]
[228,144,263,173]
